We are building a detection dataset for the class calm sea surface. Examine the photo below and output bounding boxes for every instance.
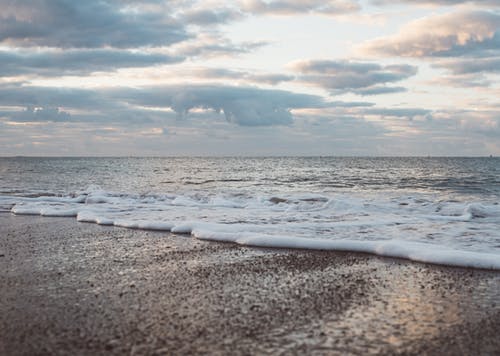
[1,157,499,268]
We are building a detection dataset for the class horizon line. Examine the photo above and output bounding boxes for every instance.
[0,155,496,159]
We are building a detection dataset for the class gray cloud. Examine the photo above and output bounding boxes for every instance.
[360,10,500,58]
[0,113,389,157]
[248,73,295,85]
[373,0,500,6]
[6,106,72,122]
[0,90,97,114]
[0,49,184,77]
[457,112,500,138]
[402,109,500,148]
[427,73,494,88]
[0,83,338,126]
[327,101,374,107]
[0,0,360,54]
[181,7,244,25]
[291,59,417,95]
[242,0,360,16]
[0,85,111,110]
[364,107,432,119]
[434,57,500,74]
[109,85,328,126]
[430,56,500,87]
[0,0,189,48]
[2,84,499,156]
[354,86,407,96]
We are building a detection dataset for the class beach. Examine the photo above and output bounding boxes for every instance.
[1,0,500,352]
[1,213,499,355]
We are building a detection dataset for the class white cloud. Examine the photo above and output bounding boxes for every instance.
[179,67,294,85]
[171,33,268,58]
[360,10,500,58]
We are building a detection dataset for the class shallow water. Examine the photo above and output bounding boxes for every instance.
[1,157,499,269]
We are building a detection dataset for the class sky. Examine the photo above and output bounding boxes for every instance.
[0,0,499,156]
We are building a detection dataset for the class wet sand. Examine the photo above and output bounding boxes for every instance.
[1,213,499,355]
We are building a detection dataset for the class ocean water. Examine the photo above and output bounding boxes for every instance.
[1,157,499,269]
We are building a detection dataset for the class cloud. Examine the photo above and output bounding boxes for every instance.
[360,10,500,58]
[0,112,389,156]
[455,111,500,137]
[372,0,500,6]
[0,85,109,110]
[247,73,295,85]
[291,59,417,95]
[327,101,374,107]
[187,68,294,85]
[180,7,244,25]
[171,33,268,58]
[0,0,361,53]
[0,83,343,126]
[172,0,361,27]
[354,86,407,96]
[434,57,500,74]
[0,49,184,77]
[109,84,328,126]
[241,0,360,16]
[2,84,499,156]
[0,0,188,48]
[430,56,500,87]
[7,106,72,122]
[364,107,432,119]
[427,73,494,87]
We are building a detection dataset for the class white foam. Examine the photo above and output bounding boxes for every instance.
[3,189,500,270]
[40,208,79,217]
[192,229,500,270]
[11,205,42,215]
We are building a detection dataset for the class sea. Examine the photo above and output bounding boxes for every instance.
[1,157,499,269]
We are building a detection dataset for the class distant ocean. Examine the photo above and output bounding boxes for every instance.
[1,157,499,269]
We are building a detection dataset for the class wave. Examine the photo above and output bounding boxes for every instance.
[2,186,500,270]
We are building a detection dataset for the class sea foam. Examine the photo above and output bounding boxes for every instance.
[3,187,500,270]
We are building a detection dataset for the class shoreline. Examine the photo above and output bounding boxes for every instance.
[8,208,500,271]
[1,213,499,355]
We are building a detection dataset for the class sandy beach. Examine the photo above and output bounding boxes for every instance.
[1,213,499,355]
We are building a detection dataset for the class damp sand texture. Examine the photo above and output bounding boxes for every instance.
[1,214,500,355]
